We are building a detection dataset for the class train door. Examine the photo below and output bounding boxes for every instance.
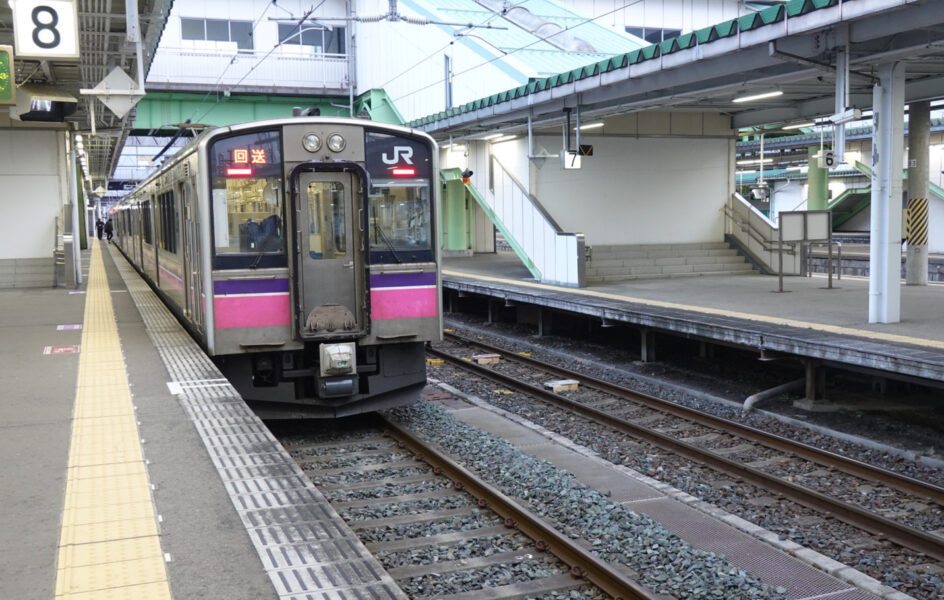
[295,171,364,337]
[181,182,203,326]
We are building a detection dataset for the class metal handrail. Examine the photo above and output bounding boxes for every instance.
[723,204,796,255]
[805,240,843,280]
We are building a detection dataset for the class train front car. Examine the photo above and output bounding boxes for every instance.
[205,119,441,418]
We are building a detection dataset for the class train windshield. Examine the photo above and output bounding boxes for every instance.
[209,129,286,268]
[368,180,432,263]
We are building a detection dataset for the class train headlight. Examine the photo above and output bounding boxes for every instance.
[326,133,346,153]
[302,133,322,152]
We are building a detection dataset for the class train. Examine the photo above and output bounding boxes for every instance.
[113,117,441,418]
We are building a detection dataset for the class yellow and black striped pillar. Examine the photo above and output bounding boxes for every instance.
[907,197,928,246]
[906,196,929,285]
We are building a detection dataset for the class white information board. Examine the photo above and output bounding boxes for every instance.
[780,212,805,242]
[13,0,80,60]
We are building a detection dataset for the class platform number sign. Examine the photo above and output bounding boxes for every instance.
[0,46,14,105]
[12,0,80,60]
[818,150,836,169]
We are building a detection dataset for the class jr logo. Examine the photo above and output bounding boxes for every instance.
[381,146,414,165]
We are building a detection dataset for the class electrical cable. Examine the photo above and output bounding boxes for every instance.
[180,0,282,126]
[389,0,645,104]
[374,0,538,92]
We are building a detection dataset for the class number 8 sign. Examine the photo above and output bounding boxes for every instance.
[12,0,80,60]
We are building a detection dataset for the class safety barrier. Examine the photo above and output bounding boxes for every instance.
[147,47,349,90]
[724,193,802,275]
[473,155,585,287]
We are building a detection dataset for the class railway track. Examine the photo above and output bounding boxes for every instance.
[280,417,658,600]
[429,333,944,565]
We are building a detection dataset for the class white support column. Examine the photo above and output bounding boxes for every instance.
[868,62,905,324]
[833,45,848,159]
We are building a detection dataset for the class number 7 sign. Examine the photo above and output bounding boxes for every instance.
[12,0,80,60]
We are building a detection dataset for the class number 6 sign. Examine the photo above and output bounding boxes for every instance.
[12,0,80,60]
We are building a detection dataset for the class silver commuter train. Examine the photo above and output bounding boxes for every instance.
[113,117,442,418]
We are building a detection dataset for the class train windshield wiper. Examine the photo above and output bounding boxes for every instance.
[374,224,403,264]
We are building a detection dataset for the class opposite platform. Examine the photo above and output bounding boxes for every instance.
[442,253,944,384]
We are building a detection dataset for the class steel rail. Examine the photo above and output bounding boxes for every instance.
[428,346,944,562]
[443,332,944,505]
[378,415,661,600]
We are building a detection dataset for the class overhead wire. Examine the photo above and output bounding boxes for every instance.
[179,0,285,127]
[389,0,645,105]
[190,1,328,126]
[375,0,538,92]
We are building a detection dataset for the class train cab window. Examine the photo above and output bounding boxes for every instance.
[368,181,432,263]
[306,181,346,259]
[209,129,285,269]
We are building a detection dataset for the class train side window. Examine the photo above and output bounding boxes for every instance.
[142,200,153,245]
[208,129,285,269]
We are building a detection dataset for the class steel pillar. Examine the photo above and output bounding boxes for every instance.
[807,146,828,210]
[834,45,848,159]
[869,63,905,324]
[640,328,655,363]
[906,101,930,286]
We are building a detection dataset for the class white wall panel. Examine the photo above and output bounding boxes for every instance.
[0,131,62,259]
[532,135,729,245]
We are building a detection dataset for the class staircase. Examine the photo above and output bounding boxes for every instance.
[586,242,755,283]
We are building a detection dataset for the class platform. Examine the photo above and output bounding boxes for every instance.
[442,253,944,385]
[0,240,403,600]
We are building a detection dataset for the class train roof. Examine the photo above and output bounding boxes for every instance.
[118,117,438,206]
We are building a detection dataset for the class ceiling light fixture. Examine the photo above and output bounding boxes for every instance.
[736,158,774,166]
[576,122,604,130]
[782,122,815,130]
[733,90,783,103]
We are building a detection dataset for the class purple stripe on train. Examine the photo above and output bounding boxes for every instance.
[214,279,290,295]
[369,272,436,288]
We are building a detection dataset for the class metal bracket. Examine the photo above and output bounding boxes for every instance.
[768,41,879,84]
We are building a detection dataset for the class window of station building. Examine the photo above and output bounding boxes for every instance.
[368,181,432,264]
[277,23,345,54]
[624,26,681,45]
[209,128,285,269]
[181,18,253,50]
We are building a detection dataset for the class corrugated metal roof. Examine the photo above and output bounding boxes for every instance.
[408,0,851,128]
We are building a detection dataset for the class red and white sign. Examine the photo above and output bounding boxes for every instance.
[43,345,80,355]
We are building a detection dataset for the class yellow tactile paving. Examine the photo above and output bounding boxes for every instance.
[55,240,172,600]
[443,268,944,350]
[57,581,173,600]
[58,537,164,569]
[64,500,157,527]
[68,462,147,481]
[55,556,169,597]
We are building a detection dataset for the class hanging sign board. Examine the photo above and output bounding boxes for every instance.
[0,46,14,105]
[12,0,80,60]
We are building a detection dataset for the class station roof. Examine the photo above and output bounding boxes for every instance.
[401,0,644,79]
[0,0,173,185]
[410,0,944,139]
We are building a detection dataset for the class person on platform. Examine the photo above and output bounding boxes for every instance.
[95,219,104,240]
[104,218,113,242]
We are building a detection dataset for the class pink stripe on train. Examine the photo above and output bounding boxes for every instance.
[370,286,438,320]
[214,294,291,329]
